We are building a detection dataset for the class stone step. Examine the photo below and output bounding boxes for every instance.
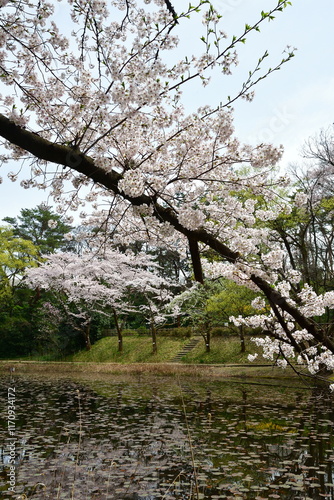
[170,336,202,362]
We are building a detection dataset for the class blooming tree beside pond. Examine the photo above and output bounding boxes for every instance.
[25,250,176,351]
[2,0,334,380]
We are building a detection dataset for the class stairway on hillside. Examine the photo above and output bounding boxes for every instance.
[170,336,202,362]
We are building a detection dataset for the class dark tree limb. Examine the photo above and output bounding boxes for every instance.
[164,0,178,22]
[188,236,204,284]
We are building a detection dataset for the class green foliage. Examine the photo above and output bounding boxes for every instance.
[172,279,266,329]
[158,326,192,338]
[211,325,262,337]
[207,279,267,320]
[101,326,193,338]
[0,220,78,358]
[136,325,148,335]
[0,226,40,285]
[0,227,42,357]
[0,286,37,358]
[0,314,34,358]
[172,281,220,326]
[3,204,73,255]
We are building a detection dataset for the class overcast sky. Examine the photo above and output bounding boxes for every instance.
[1,0,333,220]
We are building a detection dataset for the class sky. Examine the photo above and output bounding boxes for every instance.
[1,0,334,220]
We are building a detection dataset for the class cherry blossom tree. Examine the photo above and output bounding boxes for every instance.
[25,249,176,351]
[2,0,334,381]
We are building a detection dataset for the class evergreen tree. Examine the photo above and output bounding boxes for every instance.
[3,204,73,255]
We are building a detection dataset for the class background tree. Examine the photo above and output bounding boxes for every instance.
[271,187,334,294]
[3,204,74,255]
[0,226,40,357]
[207,279,267,352]
[170,281,223,353]
[0,226,40,286]
[290,128,334,293]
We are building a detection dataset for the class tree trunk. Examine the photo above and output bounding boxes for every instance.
[83,320,92,350]
[204,323,211,353]
[113,309,123,353]
[239,324,245,353]
[188,237,204,284]
[151,321,158,354]
[205,331,211,353]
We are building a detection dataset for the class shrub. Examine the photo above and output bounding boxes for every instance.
[121,329,140,336]
[136,326,148,335]
[210,325,263,337]
[158,327,192,338]
[210,326,238,337]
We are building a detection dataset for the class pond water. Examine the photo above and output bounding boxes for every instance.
[0,373,334,499]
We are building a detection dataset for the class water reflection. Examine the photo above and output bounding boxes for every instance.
[0,374,333,499]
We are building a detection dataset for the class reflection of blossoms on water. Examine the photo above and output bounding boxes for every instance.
[0,375,334,499]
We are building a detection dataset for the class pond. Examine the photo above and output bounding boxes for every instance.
[0,372,334,499]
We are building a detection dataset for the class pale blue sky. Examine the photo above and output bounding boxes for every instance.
[183,0,334,164]
[1,0,333,220]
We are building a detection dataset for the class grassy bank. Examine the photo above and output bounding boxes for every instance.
[181,336,266,364]
[0,335,304,381]
[0,335,321,384]
[68,335,269,364]
[2,335,272,365]
[0,359,303,382]
[0,360,214,376]
[69,335,186,363]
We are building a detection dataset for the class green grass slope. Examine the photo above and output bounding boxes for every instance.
[181,337,267,364]
[70,336,186,363]
[69,335,268,365]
